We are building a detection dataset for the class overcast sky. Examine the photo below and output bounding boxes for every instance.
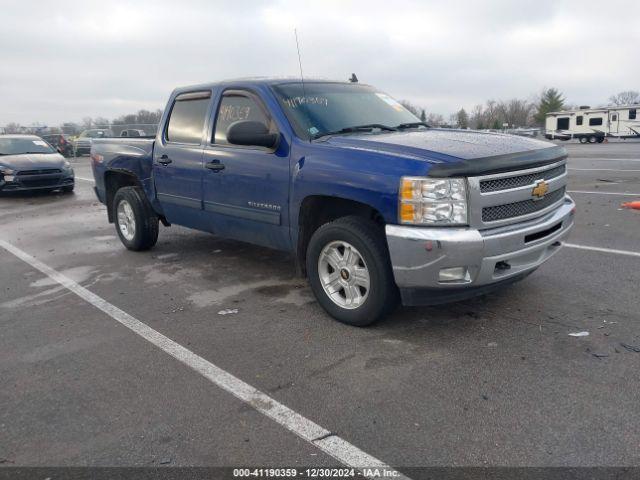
[1,0,638,126]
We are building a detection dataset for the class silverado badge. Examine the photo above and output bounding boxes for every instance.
[532,180,549,200]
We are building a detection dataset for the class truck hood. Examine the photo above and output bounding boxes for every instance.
[321,129,566,177]
[0,152,67,171]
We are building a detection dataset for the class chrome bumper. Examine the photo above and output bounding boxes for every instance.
[386,196,575,304]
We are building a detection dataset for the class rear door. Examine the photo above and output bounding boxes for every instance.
[202,88,291,250]
[153,90,212,229]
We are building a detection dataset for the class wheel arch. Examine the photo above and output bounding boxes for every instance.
[104,170,144,223]
[295,195,386,276]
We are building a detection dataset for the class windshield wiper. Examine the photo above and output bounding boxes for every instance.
[314,124,397,139]
[395,122,431,130]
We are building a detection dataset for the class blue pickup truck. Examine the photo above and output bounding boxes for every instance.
[91,78,575,326]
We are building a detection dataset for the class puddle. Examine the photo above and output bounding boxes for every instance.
[30,266,96,287]
[188,279,280,308]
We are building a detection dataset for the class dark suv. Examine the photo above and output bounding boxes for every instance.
[41,134,74,157]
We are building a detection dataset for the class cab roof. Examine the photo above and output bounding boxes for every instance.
[172,77,370,95]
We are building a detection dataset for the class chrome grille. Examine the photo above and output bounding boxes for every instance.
[482,187,566,222]
[480,164,566,193]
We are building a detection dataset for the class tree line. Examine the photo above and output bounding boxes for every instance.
[2,109,164,135]
[401,89,639,129]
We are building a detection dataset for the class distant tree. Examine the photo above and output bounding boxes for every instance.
[81,117,93,130]
[492,119,502,130]
[420,109,426,122]
[609,91,640,106]
[534,88,565,125]
[112,109,163,127]
[499,99,535,127]
[4,122,22,133]
[470,104,484,129]
[93,117,110,128]
[426,113,444,126]
[399,100,420,116]
[456,108,469,129]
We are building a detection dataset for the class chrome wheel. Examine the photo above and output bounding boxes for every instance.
[318,240,370,309]
[116,199,136,241]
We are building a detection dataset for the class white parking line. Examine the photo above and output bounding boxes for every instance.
[0,238,407,479]
[567,190,640,196]
[564,243,640,258]
[570,158,640,162]
[75,176,95,183]
[569,168,640,172]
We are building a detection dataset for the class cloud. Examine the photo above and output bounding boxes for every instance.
[1,0,638,125]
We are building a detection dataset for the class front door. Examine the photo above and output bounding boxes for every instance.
[202,89,291,250]
[609,112,619,134]
[153,90,212,229]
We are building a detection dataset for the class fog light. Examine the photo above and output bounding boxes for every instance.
[439,266,470,283]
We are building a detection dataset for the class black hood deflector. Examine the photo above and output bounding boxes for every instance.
[426,145,567,178]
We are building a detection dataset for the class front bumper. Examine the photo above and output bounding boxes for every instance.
[386,196,575,306]
[0,171,75,192]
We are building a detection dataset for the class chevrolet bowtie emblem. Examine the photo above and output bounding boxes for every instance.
[532,180,549,200]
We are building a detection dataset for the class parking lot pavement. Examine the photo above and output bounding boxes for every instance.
[1,145,639,470]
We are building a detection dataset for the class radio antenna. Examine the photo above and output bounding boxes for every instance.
[294,28,312,141]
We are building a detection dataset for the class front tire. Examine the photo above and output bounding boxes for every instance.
[588,135,597,143]
[306,216,398,326]
[113,186,159,251]
[579,136,588,144]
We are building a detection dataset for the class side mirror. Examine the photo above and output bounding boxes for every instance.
[227,121,278,149]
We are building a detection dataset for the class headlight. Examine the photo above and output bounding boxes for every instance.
[399,177,468,225]
[0,165,15,175]
[62,161,73,171]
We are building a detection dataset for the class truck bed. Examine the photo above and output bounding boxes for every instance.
[90,137,156,207]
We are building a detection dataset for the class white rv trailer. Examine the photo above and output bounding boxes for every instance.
[545,105,640,143]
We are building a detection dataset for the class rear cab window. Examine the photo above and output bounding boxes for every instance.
[166,91,212,144]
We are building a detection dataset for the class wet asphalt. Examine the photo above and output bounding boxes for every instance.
[0,140,639,469]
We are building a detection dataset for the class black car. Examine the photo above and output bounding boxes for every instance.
[0,135,75,193]
[40,133,74,157]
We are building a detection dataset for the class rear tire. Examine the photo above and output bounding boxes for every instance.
[588,135,597,143]
[113,186,159,251]
[306,216,398,326]
[579,136,588,144]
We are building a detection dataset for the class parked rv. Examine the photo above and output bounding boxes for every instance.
[545,105,640,143]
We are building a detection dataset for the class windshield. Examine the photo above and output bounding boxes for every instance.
[272,82,420,139]
[0,137,56,155]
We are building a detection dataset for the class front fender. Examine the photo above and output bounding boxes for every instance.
[290,140,433,230]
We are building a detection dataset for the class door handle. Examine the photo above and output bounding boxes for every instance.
[158,154,172,166]
[205,159,225,172]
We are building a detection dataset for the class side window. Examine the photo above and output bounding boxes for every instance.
[611,114,618,122]
[557,117,569,130]
[214,92,273,145]
[166,92,211,144]
[589,117,603,126]
[630,109,637,120]
[576,115,583,126]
